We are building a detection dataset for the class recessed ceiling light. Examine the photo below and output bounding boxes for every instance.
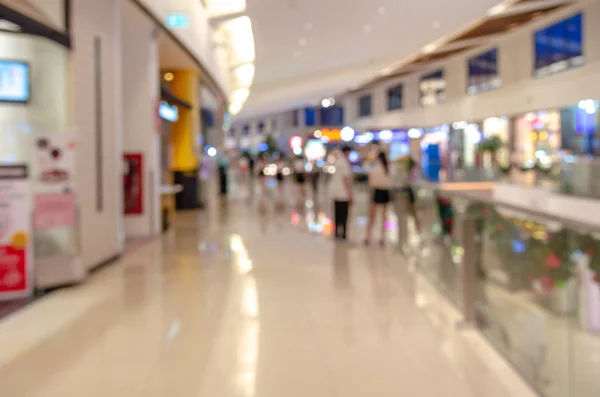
[432,20,440,29]
[293,50,302,58]
[299,37,307,46]
[363,24,372,33]
[304,21,313,30]
[378,6,386,15]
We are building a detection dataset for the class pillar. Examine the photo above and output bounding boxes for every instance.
[171,70,201,210]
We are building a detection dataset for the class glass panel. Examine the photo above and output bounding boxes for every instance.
[412,187,466,309]
[358,95,372,117]
[470,202,600,397]
[420,69,445,107]
[534,13,583,77]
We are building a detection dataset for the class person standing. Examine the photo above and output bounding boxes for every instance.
[330,146,354,240]
[365,150,393,246]
[293,155,307,199]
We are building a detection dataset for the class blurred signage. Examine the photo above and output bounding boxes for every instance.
[33,134,83,289]
[321,128,341,142]
[166,13,190,29]
[0,164,32,300]
[159,100,179,122]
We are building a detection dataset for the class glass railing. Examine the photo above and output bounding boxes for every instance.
[443,156,600,200]
[407,187,469,310]
[405,184,600,397]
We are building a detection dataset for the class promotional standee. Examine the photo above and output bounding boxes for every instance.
[33,134,83,289]
[0,165,32,300]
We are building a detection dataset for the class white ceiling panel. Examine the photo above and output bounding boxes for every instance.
[239,0,504,119]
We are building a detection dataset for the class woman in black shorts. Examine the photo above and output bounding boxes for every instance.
[365,151,393,246]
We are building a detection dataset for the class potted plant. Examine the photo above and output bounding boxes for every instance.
[478,135,504,168]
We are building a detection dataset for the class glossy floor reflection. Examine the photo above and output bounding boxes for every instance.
[0,196,536,396]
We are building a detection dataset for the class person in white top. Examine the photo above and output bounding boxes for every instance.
[365,150,393,246]
[330,146,354,240]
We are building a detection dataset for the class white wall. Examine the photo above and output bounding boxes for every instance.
[70,0,123,269]
[28,0,65,30]
[345,1,600,130]
[137,0,228,93]
[121,0,161,238]
[0,33,69,163]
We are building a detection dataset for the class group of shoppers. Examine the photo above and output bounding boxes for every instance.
[237,144,419,246]
[330,145,419,245]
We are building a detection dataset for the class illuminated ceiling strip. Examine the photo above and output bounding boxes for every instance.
[487,0,571,19]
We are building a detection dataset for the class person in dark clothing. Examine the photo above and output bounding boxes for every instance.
[331,146,354,240]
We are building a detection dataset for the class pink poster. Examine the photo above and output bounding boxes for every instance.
[34,193,76,231]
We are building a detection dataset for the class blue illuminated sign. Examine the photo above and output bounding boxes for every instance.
[166,13,190,29]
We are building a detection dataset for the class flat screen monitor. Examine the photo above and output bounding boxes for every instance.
[0,60,30,103]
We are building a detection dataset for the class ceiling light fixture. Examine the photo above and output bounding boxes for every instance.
[321,98,332,108]
[487,3,508,17]
[423,43,437,54]
[304,21,313,30]
[293,50,302,58]
[164,72,174,81]
[378,6,386,15]
[299,37,307,46]
[432,20,440,29]
[363,24,372,33]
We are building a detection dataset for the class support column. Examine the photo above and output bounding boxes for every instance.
[121,0,161,238]
[171,70,201,210]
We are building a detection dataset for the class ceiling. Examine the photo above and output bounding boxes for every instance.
[237,0,505,119]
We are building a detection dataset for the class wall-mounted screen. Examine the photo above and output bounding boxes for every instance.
[0,60,30,103]
[534,13,583,78]
[467,48,501,95]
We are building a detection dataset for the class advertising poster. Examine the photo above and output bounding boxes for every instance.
[0,165,32,299]
[33,134,83,289]
[124,153,144,215]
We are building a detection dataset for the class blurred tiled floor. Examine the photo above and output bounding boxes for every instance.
[0,186,536,397]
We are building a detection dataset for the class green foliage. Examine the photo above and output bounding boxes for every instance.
[478,136,504,153]
[263,135,279,155]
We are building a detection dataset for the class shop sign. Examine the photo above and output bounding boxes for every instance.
[321,128,341,142]
[159,100,179,122]
[33,134,83,289]
[124,153,144,215]
[165,13,190,29]
[0,164,32,300]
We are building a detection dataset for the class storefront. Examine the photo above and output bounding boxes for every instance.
[560,100,600,156]
[513,110,561,167]
[450,117,510,174]
[420,124,450,181]
[0,1,78,296]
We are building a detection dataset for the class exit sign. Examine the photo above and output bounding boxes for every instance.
[166,13,190,29]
